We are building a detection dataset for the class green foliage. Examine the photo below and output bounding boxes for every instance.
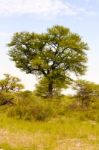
[0,90,97,123]
[35,77,69,97]
[0,74,23,106]
[73,80,99,107]
[0,90,99,123]
[7,101,53,121]
[0,74,24,92]
[8,25,88,97]
[0,92,14,106]
[6,93,73,121]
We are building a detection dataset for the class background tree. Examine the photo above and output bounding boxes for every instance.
[35,77,69,98]
[73,80,99,107]
[0,74,24,92]
[8,25,88,98]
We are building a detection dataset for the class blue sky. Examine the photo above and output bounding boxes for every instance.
[0,0,99,90]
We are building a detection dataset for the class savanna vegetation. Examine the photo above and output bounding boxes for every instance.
[0,25,99,150]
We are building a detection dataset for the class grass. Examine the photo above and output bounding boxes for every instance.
[0,113,99,150]
[0,95,99,150]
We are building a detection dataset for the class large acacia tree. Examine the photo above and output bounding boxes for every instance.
[8,25,88,97]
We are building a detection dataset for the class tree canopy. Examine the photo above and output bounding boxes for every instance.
[0,74,24,92]
[8,25,88,97]
[73,80,99,107]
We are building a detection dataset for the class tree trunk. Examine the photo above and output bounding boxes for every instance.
[47,81,53,98]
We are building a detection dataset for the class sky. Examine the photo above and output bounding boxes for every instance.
[0,0,99,91]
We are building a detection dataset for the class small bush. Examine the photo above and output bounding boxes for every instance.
[0,92,14,106]
[7,102,53,121]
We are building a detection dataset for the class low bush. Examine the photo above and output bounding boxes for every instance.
[0,92,14,106]
[1,91,99,122]
[7,100,54,121]
[7,94,74,121]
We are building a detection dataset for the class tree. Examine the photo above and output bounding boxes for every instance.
[35,77,66,97]
[8,25,88,98]
[73,80,99,107]
[0,74,24,92]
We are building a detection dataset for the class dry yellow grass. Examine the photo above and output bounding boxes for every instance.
[0,128,99,150]
[0,129,50,149]
[0,112,99,150]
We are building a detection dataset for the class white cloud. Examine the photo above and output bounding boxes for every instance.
[0,0,96,17]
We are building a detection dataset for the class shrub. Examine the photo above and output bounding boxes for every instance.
[0,92,14,106]
[73,80,99,107]
[7,94,56,121]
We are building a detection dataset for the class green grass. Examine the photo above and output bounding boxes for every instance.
[0,113,99,150]
[0,95,99,150]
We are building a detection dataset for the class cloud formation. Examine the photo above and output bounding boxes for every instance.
[0,0,96,17]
